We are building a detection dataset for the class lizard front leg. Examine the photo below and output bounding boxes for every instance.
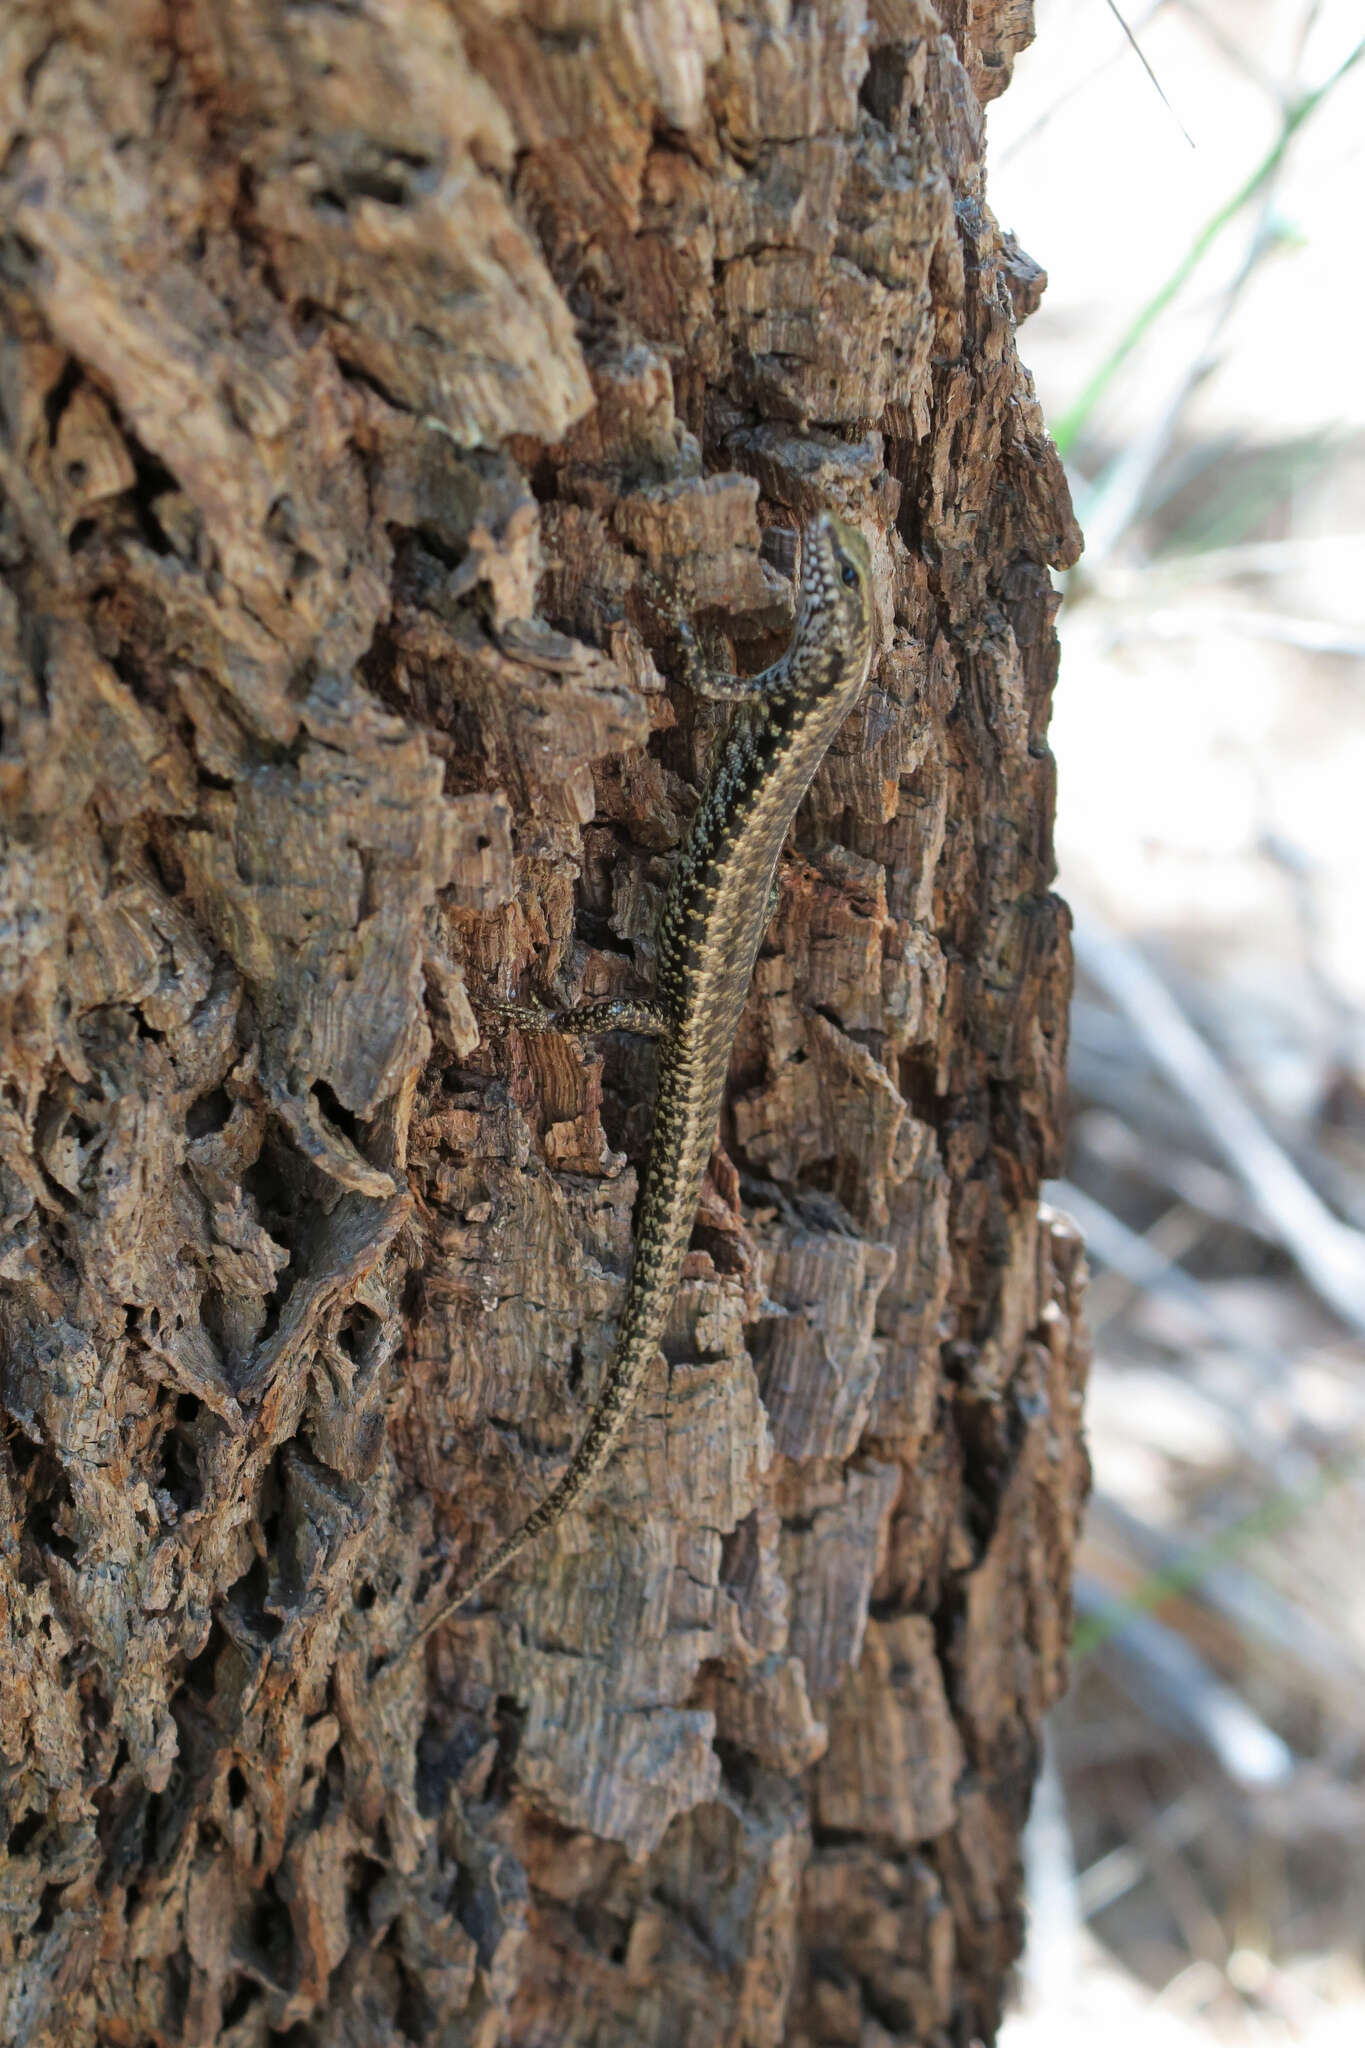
[637,566,790,704]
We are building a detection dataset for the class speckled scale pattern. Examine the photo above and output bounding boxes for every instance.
[402,511,875,1655]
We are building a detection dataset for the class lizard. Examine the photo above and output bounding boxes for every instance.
[397,508,876,1658]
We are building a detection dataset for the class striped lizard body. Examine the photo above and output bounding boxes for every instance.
[401,509,875,1655]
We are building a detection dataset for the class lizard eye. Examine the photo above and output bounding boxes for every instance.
[841,563,858,588]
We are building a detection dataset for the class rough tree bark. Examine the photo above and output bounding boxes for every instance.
[0,3,1088,2044]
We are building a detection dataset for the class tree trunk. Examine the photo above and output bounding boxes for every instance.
[0,3,1087,2044]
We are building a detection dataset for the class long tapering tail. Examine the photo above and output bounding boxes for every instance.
[392,1342,655,1664]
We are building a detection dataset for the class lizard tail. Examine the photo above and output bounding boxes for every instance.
[393,1360,647,1665]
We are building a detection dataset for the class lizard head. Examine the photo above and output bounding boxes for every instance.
[796,511,874,676]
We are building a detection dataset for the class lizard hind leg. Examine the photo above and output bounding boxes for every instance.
[482,995,670,1039]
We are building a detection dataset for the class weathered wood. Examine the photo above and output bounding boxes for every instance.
[0,2,1086,2043]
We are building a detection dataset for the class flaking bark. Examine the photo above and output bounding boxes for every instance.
[0,3,1087,2044]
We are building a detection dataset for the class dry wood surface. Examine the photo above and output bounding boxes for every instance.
[0,3,1086,2043]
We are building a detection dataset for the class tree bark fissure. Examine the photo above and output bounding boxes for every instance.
[0,4,1087,2045]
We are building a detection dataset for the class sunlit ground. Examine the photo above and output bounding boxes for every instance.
[988,2,1365,2040]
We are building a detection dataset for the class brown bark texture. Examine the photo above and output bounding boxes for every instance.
[0,3,1089,2044]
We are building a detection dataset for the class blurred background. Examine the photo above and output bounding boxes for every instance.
[986,3,1365,2042]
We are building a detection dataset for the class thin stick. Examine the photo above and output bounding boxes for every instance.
[1073,911,1365,1334]
[1104,0,1196,147]
[1054,34,1365,454]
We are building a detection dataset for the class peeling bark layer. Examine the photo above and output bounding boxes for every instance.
[0,3,1087,2044]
